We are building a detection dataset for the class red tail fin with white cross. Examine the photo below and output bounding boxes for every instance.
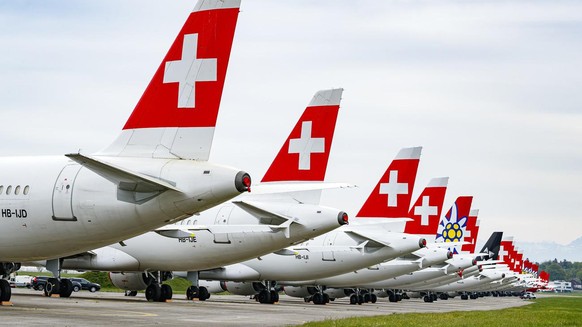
[100,0,240,160]
[261,89,343,182]
[356,147,422,219]
[461,209,480,253]
[404,177,448,235]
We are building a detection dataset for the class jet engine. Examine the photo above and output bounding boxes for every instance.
[323,288,351,299]
[222,281,265,296]
[108,272,153,291]
[282,286,318,298]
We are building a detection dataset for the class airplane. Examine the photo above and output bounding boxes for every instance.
[29,88,352,302]
[197,147,428,304]
[281,177,453,305]
[0,0,250,303]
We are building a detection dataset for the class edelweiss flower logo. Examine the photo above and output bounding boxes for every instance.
[436,203,467,254]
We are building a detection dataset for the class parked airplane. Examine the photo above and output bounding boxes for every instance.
[0,0,250,303]
[32,89,350,302]
[281,177,452,305]
[198,148,428,304]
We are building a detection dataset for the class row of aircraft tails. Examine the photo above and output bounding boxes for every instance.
[0,0,548,306]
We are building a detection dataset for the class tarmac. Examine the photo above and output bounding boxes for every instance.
[1,288,533,326]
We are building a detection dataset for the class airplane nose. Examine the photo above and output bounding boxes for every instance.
[234,171,252,193]
[337,212,349,225]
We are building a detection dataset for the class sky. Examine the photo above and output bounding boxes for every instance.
[0,0,581,247]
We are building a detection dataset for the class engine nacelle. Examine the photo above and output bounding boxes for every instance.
[282,286,318,298]
[222,282,265,296]
[323,288,351,299]
[373,289,389,298]
[108,272,153,291]
[199,280,226,294]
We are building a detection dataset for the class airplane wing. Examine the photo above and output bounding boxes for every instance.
[66,153,182,193]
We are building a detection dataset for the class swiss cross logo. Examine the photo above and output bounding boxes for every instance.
[163,33,218,108]
[414,196,438,226]
[288,121,325,170]
[498,245,508,261]
[379,171,408,207]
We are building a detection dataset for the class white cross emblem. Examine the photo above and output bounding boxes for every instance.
[498,245,508,261]
[163,33,217,108]
[379,171,408,207]
[414,196,437,226]
[288,121,325,170]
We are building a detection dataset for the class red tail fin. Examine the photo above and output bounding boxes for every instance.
[356,147,422,219]
[461,209,480,253]
[261,89,342,182]
[499,236,514,266]
[101,0,240,159]
[404,177,448,235]
[435,196,473,253]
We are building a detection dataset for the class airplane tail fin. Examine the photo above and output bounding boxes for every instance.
[261,88,343,183]
[356,147,422,219]
[404,177,448,236]
[477,232,503,261]
[434,196,473,253]
[461,209,480,253]
[99,0,241,160]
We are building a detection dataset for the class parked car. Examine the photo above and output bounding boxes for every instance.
[520,291,537,299]
[70,278,101,292]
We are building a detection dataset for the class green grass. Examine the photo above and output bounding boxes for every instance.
[298,297,582,327]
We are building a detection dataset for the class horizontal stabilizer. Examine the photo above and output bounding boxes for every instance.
[344,230,391,248]
[66,153,182,193]
[233,201,301,228]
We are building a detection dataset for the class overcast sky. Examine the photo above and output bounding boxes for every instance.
[1,1,581,247]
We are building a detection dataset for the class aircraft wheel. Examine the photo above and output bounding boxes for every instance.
[370,294,377,303]
[186,286,199,300]
[0,279,11,302]
[461,294,469,300]
[357,295,364,305]
[363,293,371,303]
[349,294,357,305]
[199,286,210,301]
[431,294,438,302]
[312,293,323,305]
[159,284,172,302]
[45,278,61,297]
[145,284,161,302]
[59,279,74,298]
[323,293,330,304]
[423,296,430,302]
[388,294,397,302]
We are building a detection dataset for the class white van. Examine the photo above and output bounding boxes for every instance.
[9,275,33,288]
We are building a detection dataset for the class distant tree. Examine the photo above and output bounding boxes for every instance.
[545,262,567,281]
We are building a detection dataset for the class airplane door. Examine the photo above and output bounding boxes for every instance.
[52,164,82,221]
[213,206,233,243]
[322,233,338,261]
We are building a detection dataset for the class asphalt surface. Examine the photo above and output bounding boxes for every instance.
[1,288,533,326]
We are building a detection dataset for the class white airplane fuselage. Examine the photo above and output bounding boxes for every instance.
[55,202,346,271]
[0,156,245,261]
[200,229,425,282]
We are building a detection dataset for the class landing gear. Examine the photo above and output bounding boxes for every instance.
[1,262,21,303]
[257,281,279,304]
[125,290,138,296]
[439,293,449,300]
[145,284,161,302]
[143,271,173,302]
[311,292,329,305]
[184,272,210,301]
[349,293,364,305]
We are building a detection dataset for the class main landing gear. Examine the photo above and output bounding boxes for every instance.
[0,262,20,304]
[42,259,75,298]
[185,271,210,301]
[144,271,173,302]
[255,281,279,304]
[349,289,377,305]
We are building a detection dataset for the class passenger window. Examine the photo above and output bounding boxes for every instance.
[23,185,30,195]
[0,185,3,194]
[6,185,12,195]
[15,185,20,195]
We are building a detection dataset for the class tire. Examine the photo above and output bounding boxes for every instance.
[312,293,323,305]
[0,279,11,302]
[159,284,173,302]
[199,286,210,301]
[73,285,80,292]
[89,286,97,293]
[145,284,161,302]
[186,286,199,300]
[46,278,61,297]
[370,294,377,304]
[349,294,357,305]
[59,279,74,298]
[270,290,279,303]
